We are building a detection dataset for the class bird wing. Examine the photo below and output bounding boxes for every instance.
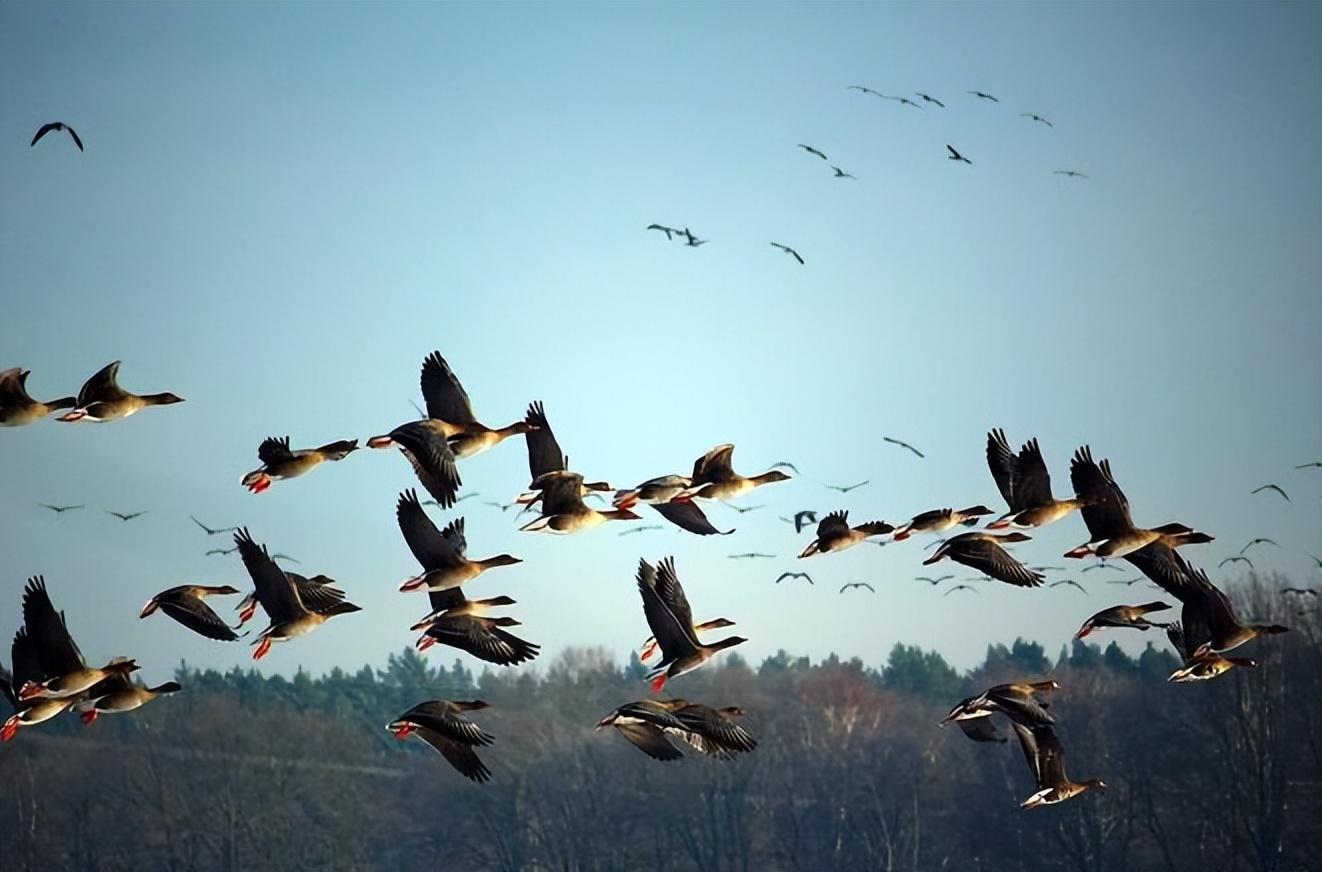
[158,597,239,642]
[946,144,961,159]
[390,422,462,508]
[406,725,491,782]
[1252,484,1289,501]
[425,617,539,665]
[653,558,698,640]
[691,444,737,484]
[816,510,851,541]
[1181,569,1242,644]
[651,501,731,536]
[403,702,494,745]
[257,436,293,465]
[440,517,468,558]
[1014,438,1054,506]
[790,248,804,265]
[395,489,463,570]
[8,627,48,703]
[948,536,1044,587]
[956,716,1006,743]
[65,125,84,151]
[0,368,32,404]
[1011,722,1045,789]
[1031,725,1069,788]
[31,123,58,146]
[1070,447,1135,537]
[615,722,685,761]
[538,472,588,515]
[76,361,127,406]
[235,529,305,623]
[986,429,1019,508]
[636,564,700,663]
[675,705,757,754]
[22,576,85,675]
[1124,542,1193,598]
[523,401,567,482]
[419,351,477,425]
[987,686,1054,727]
[1165,621,1190,659]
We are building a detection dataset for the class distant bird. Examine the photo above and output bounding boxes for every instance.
[1020,113,1053,127]
[1218,556,1253,569]
[770,242,805,265]
[1030,566,1066,572]
[775,572,814,585]
[915,575,953,585]
[1240,538,1279,554]
[140,585,243,642]
[619,524,665,536]
[968,90,999,102]
[30,122,83,151]
[718,503,759,516]
[1295,461,1322,469]
[1283,588,1317,597]
[946,144,972,165]
[791,510,819,533]
[1105,577,1145,586]
[915,92,945,107]
[729,553,775,560]
[40,504,83,514]
[647,223,682,241]
[678,444,791,502]
[105,510,147,522]
[892,506,993,540]
[409,398,426,419]
[824,480,868,493]
[57,361,184,423]
[893,96,922,108]
[234,529,360,660]
[839,582,875,594]
[0,367,75,426]
[848,85,883,96]
[682,228,708,247]
[883,436,925,458]
[924,532,1044,588]
[205,546,238,556]
[831,166,856,179]
[431,493,477,506]
[1053,170,1089,178]
[1012,723,1106,809]
[769,461,800,474]
[798,144,828,161]
[484,501,516,512]
[1310,554,1322,569]
[636,558,746,693]
[386,700,494,783]
[1251,484,1289,502]
[191,516,238,536]
[1081,563,1126,573]
[799,510,893,557]
[944,584,980,597]
[241,436,359,494]
[1075,601,1171,638]
[1049,579,1087,594]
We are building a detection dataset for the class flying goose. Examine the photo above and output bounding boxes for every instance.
[612,474,731,536]
[915,92,945,107]
[636,558,746,693]
[40,504,83,513]
[831,166,856,179]
[775,572,813,585]
[797,144,828,160]
[1013,723,1106,808]
[0,367,75,426]
[637,558,735,662]
[968,90,999,102]
[946,144,972,164]
[413,351,535,459]
[31,122,83,151]
[1165,620,1257,682]
[824,480,868,493]
[396,492,521,592]
[677,444,791,502]
[892,506,993,540]
[57,361,184,423]
[1053,170,1089,178]
[387,700,494,782]
[1074,601,1170,639]
[367,419,462,508]
[140,585,243,641]
[799,510,893,557]
[190,515,238,536]
[16,578,138,702]
[597,699,756,761]
[1251,484,1289,502]
[1049,579,1088,594]
[105,510,147,522]
[1020,113,1053,127]
[924,532,1044,587]
[883,436,924,458]
[941,680,1058,728]
[839,582,875,594]
[241,436,358,493]
[986,429,1092,529]
[76,672,182,724]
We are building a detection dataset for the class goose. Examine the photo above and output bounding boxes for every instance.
[825,480,868,493]
[2,625,81,741]
[613,474,731,536]
[636,558,746,693]
[16,577,139,702]
[77,673,182,724]
[0,367,75,426]
[387,700,494,782]
[105,510,147,522]
[31,122,83,150]
[848,85,883,96]
[411,351,535,459]
[1053,170,1089,178]
[798,510,893,557]
[367,419,462,508]
[598,699,756,761]
[518,401,612,503]
[647,223,682,240]
[235,529,360,660]
[396,491,520,592]
[915,575,953,585]
[775,571,814,585]
[1020,113,1053,127]
[831,166,856,179]
[1166,620,1256,682]
[519,471,640,533]
[1240,538,1279,554]
[637,558,735,662]
[140,585,243,641]
[56,361,184,422]
[1013,723,1106,808]
[1251,484,1289,501]
[1074,601,1170,639]
[190,515,238,536]
[923,532,1044,587]
[892,505,993,540]
[1049,579,1088,594]
[40,504,83,513]
[968,90,999,102]
[677,444,791,502]
[241,436,358,493]
[941,680,1058,728]
[839,582,875,594]
[1172,567,1288,657]
[986,429,1092,530]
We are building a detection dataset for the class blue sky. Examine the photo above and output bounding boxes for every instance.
[2,1,1318,681]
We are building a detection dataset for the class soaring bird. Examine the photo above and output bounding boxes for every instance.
[235,529,360,660]
[915,92,945,107]
[885,95,923,108]
[241,436,358,494]
[15,578,138,704]
[946,144,972,165]
[725,503,763,515]
[31,122,83,151]
[636,558,746,693]
[825,480,868,493]
[848,85,883,96]
[791,510,818,533]
[1020,113,1053,127]
[924,532,1044,587]
[798,144,828,160]
[839,582,875,594]
[1049,579,1088,594]
[776,572,814,585]
[729,552,775,560]
[105,510,147,522]
[1053,170,1089,178]
[205,546,238,556]
[678,444,791,502]
[1218,556,1253,569]
[1240,538,1279,554]
[1012,723,1106,808]
[986,429,1092,530]
[1081,563,1127,573]
[883,436,924,458]
[0,367,75,426]
[915,575,953,585]
[831,166,856,179]
[367,419,461,509]
[191,515,237,536]
[770,242,805,265]
[1105,577,1146,586]
[56,361,184,423]
[1283,588,1317,597]
[40,504,83,514]
[1251,484,1289,502]
[799,510,893,557]
[943,584,980,596]
[140,586,243,641]
[1075,602,1170,639]
[647,223,682,240]
[968,90,999,102]
[387,700,494,783]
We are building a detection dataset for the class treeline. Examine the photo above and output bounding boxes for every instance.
[2,574,1318,871]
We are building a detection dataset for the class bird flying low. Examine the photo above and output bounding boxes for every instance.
[387,700,495,783]
[140,586,243,642]
[597,699,756,762]
[1074,602,1170,639]
[635,558,746,693]
[924,532,1044,587]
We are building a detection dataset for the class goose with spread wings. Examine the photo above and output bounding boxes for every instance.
[613,474,732,536]
[16,577,140,704]
[395,491,521,593]
[941,680,1058,730]
[241,435,358,493]
[1012,723,1106,808]
[637,557,735,663]
[387,700,495,783]
[56,361,184,423]
[598,698,756,761]
[1074,601,1171,639]
[140,585,243,641]
[946,144,972,164]
[986,429,1092,529]
[770,242,805,265]
[676,444,791,502]
[636,558,746,694]
[892,505,992,540]
[799,510,893,557]
[31,122,84,151]
[0,367,75,426]
[516,401,613,505]
[924,532,1044,587]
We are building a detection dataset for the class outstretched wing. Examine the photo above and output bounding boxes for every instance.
[419,351,477,425]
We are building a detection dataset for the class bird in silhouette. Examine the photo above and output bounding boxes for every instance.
[1240,538,1279,554]
[798,144,828,160]
[839,582,875,594]
[883,436,924,458]
[915,575,953,585]
[776,572,814,585]
[1049,579,1087,594]
[788,510,818,533]
[191,516,238,536]
[770,242,804,265]
[769,461,799,474]
[1295,461,1322,469]
[1219,556,1253,569]
[31,122,83,151]
[1251,484,1289,502]
[105,510,147,522]
[618,525,665,536]
[682,228,709,247]
[915,92,945,107]
[944,584,980,596]
[1053,170,1089,178]
[1029,566,1066,573]
[647,224,682,241]
[1081,563,1126,573]
[729,553,775,560]
[946,144,972,164]
[848,85,883,96]
[1106,578,1145,586]
[205,546,239,556]
[968,90,999,102]
[831,166,856,179]
[40,504,83,514]
[825,480,868,493]
[724,503,764,514]
[1020,113,1053,127]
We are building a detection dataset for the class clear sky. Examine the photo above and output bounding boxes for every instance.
[2,1,1318,682]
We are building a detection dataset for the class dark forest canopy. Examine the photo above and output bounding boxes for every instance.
[2,574,1319,872]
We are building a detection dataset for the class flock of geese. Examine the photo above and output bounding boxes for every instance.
[7,116,1312,803]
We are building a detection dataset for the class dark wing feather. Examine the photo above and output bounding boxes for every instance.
[956,716,1007,743]
[676,705,757,753]
[691,444,736,485]
[31,123,57,146]
[0,368,31,404]
[159,597,239,642]
[22,576,85,675]
[653,558,697,638]
[9,628,49,703]
[1181,568,1242,643]
[289,575,347,613]
[636,565,700,664]
[615,722,685,761]
[403,702,494,745]
[65,125,84,151]
[1012,722,1044,788]
[395,489,463,569]
[441,517,468,558]
[1124,542,1194,598]
[257,436,293,465]
[1032,725,1069,788]
[948,536,1043,588]
[425,618,539,665]
[652,500,731,536]
[419,351,477,425]
[77,361,126,406]
[986,687,1054,727]
[987,429,1019,508]
[235,529,304,623]
[1070,447,1134,537]
[390,422,462,508]
[523,401,566,482]
[816,510,851,541]
[1014,438,1054,507]
[409,725,491,782]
